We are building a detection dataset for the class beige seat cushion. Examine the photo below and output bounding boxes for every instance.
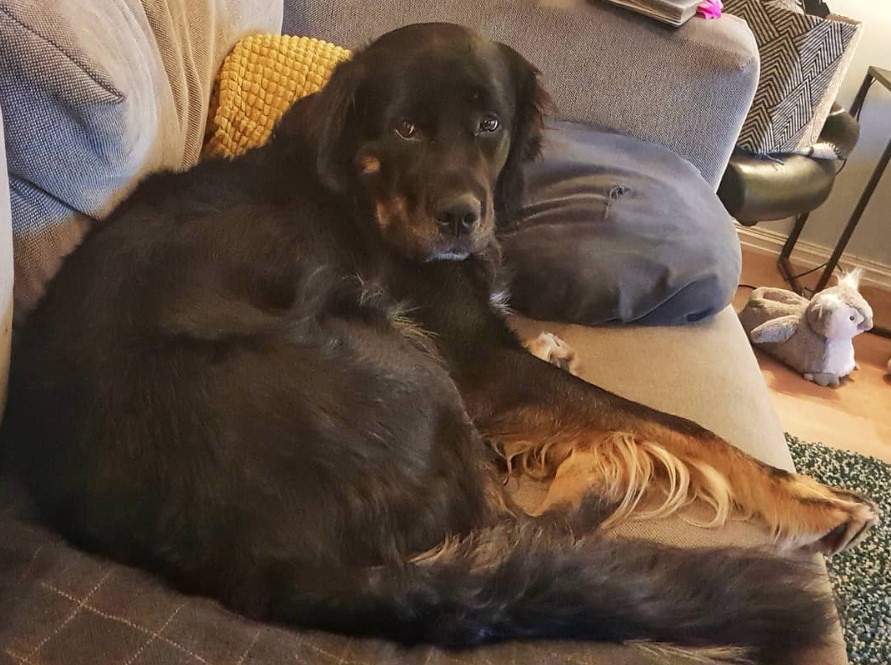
[509,306,791,548]
[512,306,790,468]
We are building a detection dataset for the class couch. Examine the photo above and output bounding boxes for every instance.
[0,0,849,663]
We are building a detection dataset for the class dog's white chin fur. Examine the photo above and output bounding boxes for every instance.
[426,250,470,262]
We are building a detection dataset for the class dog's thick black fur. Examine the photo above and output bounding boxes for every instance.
[5,24,832,663]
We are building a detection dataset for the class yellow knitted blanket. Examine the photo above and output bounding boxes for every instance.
[203,34,351,160]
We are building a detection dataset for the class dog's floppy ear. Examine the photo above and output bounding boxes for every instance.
[277,55,366,191]
[495,44,551,228]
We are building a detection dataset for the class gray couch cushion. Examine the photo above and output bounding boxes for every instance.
[502,120,741,325]
[283,0,760,189]
[0,0,283,317]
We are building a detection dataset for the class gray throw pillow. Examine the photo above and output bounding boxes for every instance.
[0,0,282,318]
[500,120,741,325]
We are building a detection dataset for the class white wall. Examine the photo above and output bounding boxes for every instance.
[777,2,891,265]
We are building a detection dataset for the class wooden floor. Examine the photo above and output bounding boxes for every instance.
[736,247,891,463]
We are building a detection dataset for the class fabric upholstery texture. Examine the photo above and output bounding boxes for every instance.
[512,308,794,471]
[0,0,283,317]
[283,0,760,189]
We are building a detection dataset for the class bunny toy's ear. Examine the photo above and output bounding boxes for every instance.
[836,268,863,291]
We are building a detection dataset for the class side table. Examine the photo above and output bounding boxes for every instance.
[779,65,891,338]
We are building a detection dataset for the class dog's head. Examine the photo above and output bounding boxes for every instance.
[290,23,548,262]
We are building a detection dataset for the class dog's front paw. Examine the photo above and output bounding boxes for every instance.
[525,332,581,376]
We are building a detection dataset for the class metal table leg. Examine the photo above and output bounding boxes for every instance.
[777,212,810,294]
[813,134,891,293]
[776,67,891,338]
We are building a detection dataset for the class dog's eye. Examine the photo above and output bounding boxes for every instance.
[850,314,856,321]
[395,120,416,140]
[478,115,500,133]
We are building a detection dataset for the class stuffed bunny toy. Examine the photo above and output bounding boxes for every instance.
[738,271,873,386]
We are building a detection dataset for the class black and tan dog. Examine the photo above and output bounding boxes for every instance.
[5,23,877,663]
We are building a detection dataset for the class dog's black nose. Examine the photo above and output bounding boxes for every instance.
[435,195,481,236]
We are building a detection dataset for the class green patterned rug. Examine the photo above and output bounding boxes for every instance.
[786,434,890,665]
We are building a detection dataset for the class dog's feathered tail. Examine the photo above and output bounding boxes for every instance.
[273,523,832,664]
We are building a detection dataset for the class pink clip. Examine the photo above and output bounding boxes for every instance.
[697,0,723,19]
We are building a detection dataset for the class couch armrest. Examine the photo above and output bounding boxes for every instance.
[0,0,283,317]
[0,105,13,419]
[283,0,760,187]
